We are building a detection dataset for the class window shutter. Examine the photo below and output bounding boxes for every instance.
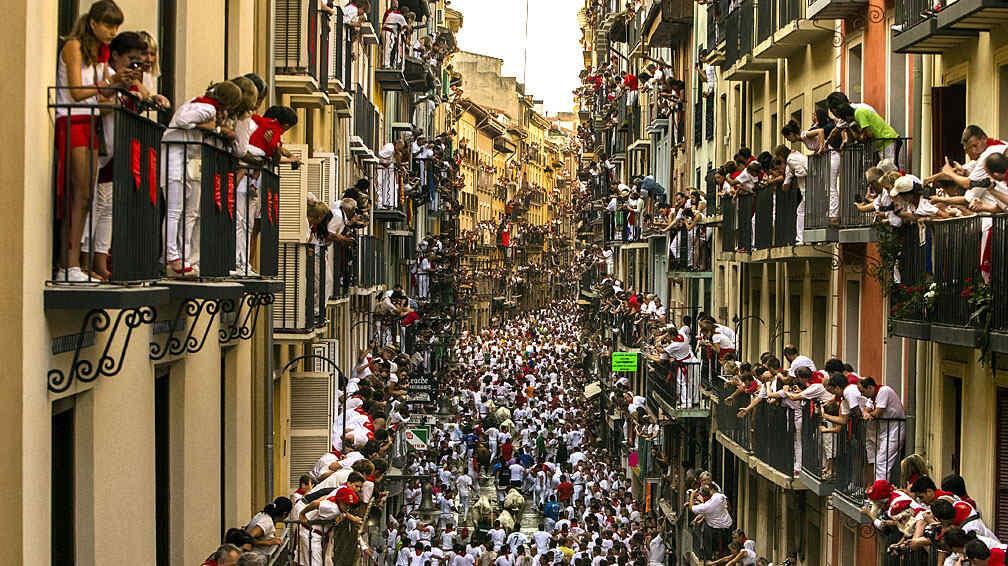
[274,0,309,71]
[289,371,332,491]
[996,388,1008,541]
[279,144,309,242]
[273,243,310,331]
[314,152,338,206]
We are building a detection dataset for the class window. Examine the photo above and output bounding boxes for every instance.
[942,376,963,474]
[156,368,172,566]
[889,51,908,136]
[52,399,75,566]
[998,64,1008,138]
[995,388,1008,540]
[847,44,863,103]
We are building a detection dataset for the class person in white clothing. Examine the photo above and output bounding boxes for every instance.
[858,377,906,481]
[688,486,733,559]
[783,345,816,377]
[162,82,242,276]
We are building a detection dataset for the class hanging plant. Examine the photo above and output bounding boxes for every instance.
[962,277,994,365]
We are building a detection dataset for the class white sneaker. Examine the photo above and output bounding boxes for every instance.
[230,267,259,277]
[55,267,93,283]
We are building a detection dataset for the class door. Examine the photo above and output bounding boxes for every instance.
[931,84,967,173]
[995,388,1008,541]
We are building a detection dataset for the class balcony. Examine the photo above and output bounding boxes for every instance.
[642,0,693,47]
[754,0,834,59]
[669,226,712,272]
[647,362,711,418]
[723,0,774,80]
[806,0,867,20]
[887,224,932,341]
[356,235,384,289]
[804,139,912,244]
[350,86,379,162]
[329,242,354,300]
[603,211,644,245]
[711,379,805,488]
[372,162,407,223]
[375,27,407,91]
[937,0,1008,33]
[326,7,353,114]
[274,242,326,335]
[831,415,907,520]
[46,93,170,309]
[274,0,330,106]
[892,0,973,54]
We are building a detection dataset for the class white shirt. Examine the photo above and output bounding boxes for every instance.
[787,355,816,376]
[784,151,808,189]
[647,534,665,564]
[509,463,525,481]
[965,143,1008,182]
[690,492,733,529]
[872,385,905,419]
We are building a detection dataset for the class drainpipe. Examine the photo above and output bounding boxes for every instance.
[265,0,277,501]
[912,54,924,177]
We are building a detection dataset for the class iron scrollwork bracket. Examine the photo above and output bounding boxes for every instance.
[219,292,275,343]
[150,298,225,360]
[48,306,157,394]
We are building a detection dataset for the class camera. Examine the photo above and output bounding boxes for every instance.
[291,161,301,170]
[128,61,144,71]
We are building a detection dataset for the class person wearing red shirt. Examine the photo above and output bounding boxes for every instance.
[556,476,574,504]
[965,539,1007,566]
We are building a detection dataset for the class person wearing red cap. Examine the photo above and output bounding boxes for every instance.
[865,479,923,535]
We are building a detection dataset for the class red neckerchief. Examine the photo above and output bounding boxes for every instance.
[191,96,222,110]
[96,43,110,63]
[988,138,1005,147]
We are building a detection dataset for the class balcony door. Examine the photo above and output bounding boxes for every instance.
[997,388,1008,541]
[931,83,966,173]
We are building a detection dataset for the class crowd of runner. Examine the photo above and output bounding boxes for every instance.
[376,302,672,566]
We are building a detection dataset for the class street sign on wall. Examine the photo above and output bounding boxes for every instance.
[611,351,638,373]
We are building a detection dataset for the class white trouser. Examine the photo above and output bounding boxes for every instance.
[795,186,806,244]
[81,181,113,254]
[165,176,201,265]
[828,150,841,219]
[573,484,583,504]
[296,525,327,566]
[235,176,259,272]
[874,421,905,481]
[793,415,803,475]
[417,274,429,298]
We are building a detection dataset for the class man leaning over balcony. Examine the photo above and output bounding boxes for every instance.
[858,377,906,482]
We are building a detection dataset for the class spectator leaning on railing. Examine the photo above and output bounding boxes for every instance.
[161,81,242,276]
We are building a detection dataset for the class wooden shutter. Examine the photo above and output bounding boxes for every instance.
[279,144,309,242]
[273,243,310,330]
[274,0,309,70]
[289,371,332,491]
[314,152,338,205]
[996,388,1008,541]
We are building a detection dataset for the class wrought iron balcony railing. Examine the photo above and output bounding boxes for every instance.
[50,90,165,284]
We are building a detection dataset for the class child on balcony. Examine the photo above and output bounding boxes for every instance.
[54,0,125,282]
[162,81,242,277]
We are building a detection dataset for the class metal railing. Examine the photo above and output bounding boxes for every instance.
[354,85,378,152]
[330,7,353,89]
[804,139,912,233]
[720,198,737,253]
[330,241,353,299]
[51,91,166,284]
[890,224,930,323]
[258,166,281,277]
[603,210,628,243]
[378,17,407,71]
[751,401,797,477]
[757,0,774,44]
[723,6,741,69]
[774,185,801,246]
[931,216,982,327]
[753,185,774,250]
[648,362,709,413]
[714,379,751,450]
[833,415,907,507]
[162,137,239,278]
[894,0,941,35]
[374,162,403,213]
[357,235,380,288]
[275,0,329,90]
[800,399,834,482]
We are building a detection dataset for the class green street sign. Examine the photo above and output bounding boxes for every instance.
[405,427,430,450]
[611,352,638,373]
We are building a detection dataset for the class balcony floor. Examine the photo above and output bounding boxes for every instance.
[937,0,1008,31]
[44,285,171,310]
